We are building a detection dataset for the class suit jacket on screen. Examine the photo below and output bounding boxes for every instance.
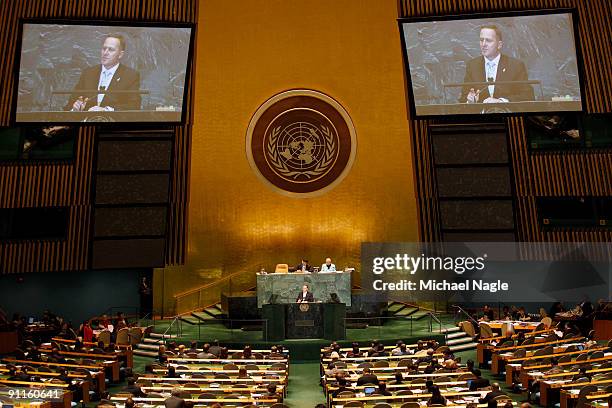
[296,291,314,302]
[65,64,141,111]
[459,54,534,103]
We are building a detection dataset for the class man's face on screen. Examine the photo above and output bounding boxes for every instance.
[101,37,124,69]
[479,28,502,60]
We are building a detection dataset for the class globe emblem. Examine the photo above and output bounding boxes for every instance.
[246,89,356,197]
[266,120,338,182]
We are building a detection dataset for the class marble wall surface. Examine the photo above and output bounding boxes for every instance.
[256,271,352,308]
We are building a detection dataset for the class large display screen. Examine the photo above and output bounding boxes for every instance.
[399,9,584,117]
[14,22,193,124]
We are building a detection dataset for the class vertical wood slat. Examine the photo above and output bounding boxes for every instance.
[0,0,195,273]
[400,0,612,243]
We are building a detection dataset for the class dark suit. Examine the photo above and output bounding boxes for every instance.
[479,390,508,408]
[66,64,141,111]
[356,373,379,386]
[469,377,491,391]
[296,291,314,302]
[164,396,185,408]
[460,54,534,102]
[291,263,313,272]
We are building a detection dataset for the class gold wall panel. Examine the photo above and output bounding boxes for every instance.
[155,0,420,315]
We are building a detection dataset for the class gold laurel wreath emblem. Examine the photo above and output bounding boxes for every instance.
[266,125,336,181]
[299,303,310,312]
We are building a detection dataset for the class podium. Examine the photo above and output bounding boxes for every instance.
[262,303,346,341]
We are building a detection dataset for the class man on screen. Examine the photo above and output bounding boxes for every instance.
[66,34,141,112]
[296,284,314,303]
[460,25,534,104]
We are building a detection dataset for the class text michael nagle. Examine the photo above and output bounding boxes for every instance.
[369,253,509,293]
[372,279,509,293]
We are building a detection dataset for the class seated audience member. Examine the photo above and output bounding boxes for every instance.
[48,347,66,363]
[427,385,447,406]
[242,345,254,359]
[332,377,353,398]
[418,348,436,364]
[392,340,412,356]
[501,306,512,320]
[479,383,508,408]
[164,389,185,408]
[125,398,135,408]
[347,342,363,357]
[237,367,250,379]
[357,367,379,385]
[325,352,345,378]
[122,377,146,397]
[268,345,284,359]
[218,347,229,359]
[549,302,565,318]
[466,359,475,374]
[572,366,591,382]
[391,371,404,384]
[197,343,215,359]
[188,340,198,353]
[208,340,222,356]
[80,320,93,343]
[442,358,459,371]
[265,383,278,397]
[426,380,435,393]
[442,349,455,361]
[167,366,178,378]
[8,367,31,382]
[424,359,441,374]
[469,369,490,390]
[93,341,108,354]
[114,312,128,331]
[58,321,78,339]
[480,305,495,321]
[158,345,168,364]
[516,307,531,321]
[377,381,392,396]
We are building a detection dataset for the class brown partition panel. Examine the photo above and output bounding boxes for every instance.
[94,206,167,237]
[92,238,166,269]
[432,132,509,165]
[97,140,172,172]
[436,167,512,198]
[95,174,170,205]
[440,200,515,230]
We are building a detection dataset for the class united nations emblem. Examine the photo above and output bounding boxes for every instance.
[246,90,356,197]
[299,303,310,312]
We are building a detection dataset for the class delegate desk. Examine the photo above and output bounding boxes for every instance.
[256,271,351,307]
[262,302,345,340]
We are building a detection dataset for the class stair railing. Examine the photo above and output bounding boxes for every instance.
[427,312,443,334]
[172,270,256,317]
[162,316,182,339]
[452,304,479,326]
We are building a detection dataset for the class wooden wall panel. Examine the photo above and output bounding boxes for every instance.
[401,0,612,243]
[0,0,195,273]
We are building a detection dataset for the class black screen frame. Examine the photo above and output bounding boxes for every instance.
[397,8,587,120]
[11,18,196,126]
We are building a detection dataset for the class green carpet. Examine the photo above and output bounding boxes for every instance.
[285,362,326,408]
